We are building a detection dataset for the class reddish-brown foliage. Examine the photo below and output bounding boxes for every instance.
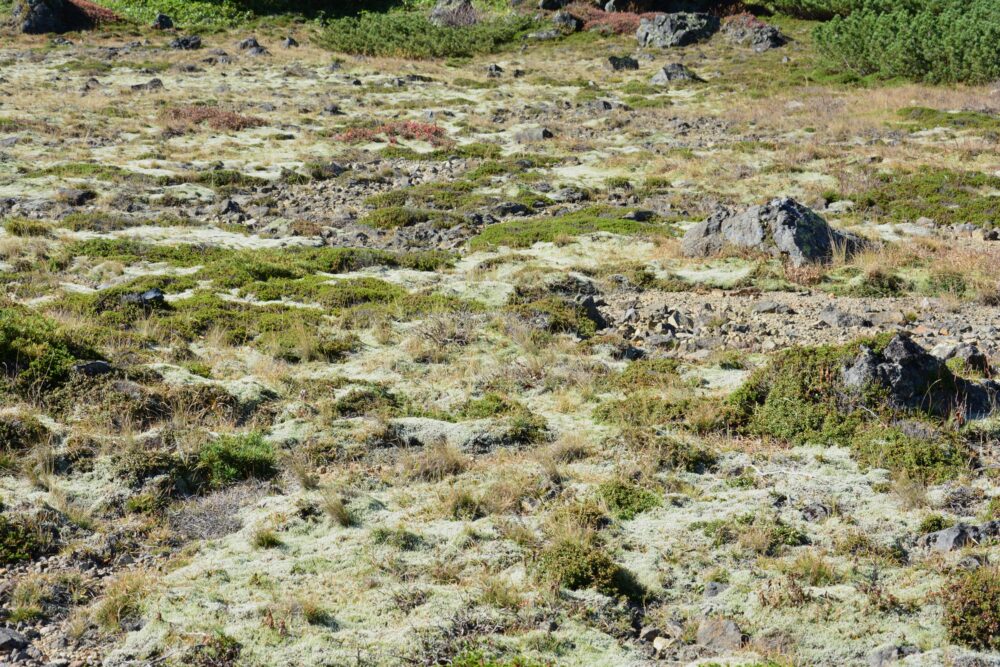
[70,0,120,24]
[567,3,658,35]
[336,121,450,147]
[163,106,266,132]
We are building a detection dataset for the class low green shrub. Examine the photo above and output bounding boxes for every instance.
[715,336,969,481]
[322,12,539,59]
[451,651,545,667]
[0,305,96,393]
[0,414,48,451]
[815,0,1000,84]
[536,536,644,601]
[598,480,661,520]
[3,217,51,237]
[942,566,1000,650]
[0,515,44,564]
[851,167,1000,228]
[371,526,421,550]
[471,208,670,250]
[196,433,278,489]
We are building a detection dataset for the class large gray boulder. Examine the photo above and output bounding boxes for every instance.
[13,0,88,33]
[722,14,785,52]
[637,13,719,48]
[430,0,477,26]
[842,334,1000,417]
[917,521,1000,553]
[681,197,861,266]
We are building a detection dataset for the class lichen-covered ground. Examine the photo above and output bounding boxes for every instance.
[2,8,1000,667]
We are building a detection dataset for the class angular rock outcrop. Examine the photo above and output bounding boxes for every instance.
[637,12,719,48]
[651,62,701,85]
[682,197,862,266]
[13,0,114,33]
[722,14,785,52]
[842,333,999,418]
[429,0,477,27]
[917,521,1000,553]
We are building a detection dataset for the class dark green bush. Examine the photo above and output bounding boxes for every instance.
[942,566,1000,650]
[815,0,1000,84]
[536,537,644,601]
[322,12,539,59]
[598,480,661,520]
[0,515,43,564]
[0,414,48,451]
[197,433,278,489]
[716,336,969,481]
[0,306,96,393]
[851,167,1000,228]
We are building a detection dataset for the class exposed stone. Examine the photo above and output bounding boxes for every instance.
[682,197,863,266]
[13,0,91,34]
[842,334,999,417]
[722,14,785,52]
[151,12,173,30]
[869,644,920,666]
[0,628,28,651]
[608,55,639,71]
[637,13,719,48]
[552,10,582,32]
[651,62,702,85]
[696,618,743,651]
[515,127,554,142]
[917,521,1000,553]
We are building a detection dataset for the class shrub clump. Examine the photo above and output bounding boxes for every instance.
[598,480,661,520]
[942,566,1000,650]
[322,12,539,59]
[715,336,968,481]
[196,432,278,489]
[536,535,644,601]
[815,0,1000,84]
[0,305,96,393]
[0,515,44,564]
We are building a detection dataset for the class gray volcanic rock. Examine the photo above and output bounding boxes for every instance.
[682,197,862,266]
[637,13,719,48]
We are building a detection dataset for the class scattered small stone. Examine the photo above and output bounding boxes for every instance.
[131,78,164,92]
[170,35,202,50]
[0,628,28,651]
[282,36,299,48]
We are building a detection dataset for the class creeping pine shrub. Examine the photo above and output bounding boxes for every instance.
[766,0,870,19]
[0,306,95,393]
[716,336,968,481]
[322,12,539,59]
[536,535,644,601]
[0,515,44,564]
[814,0,1000,84]
[598,480,661,520]
[196,433,277,489]
[942,566,1000,650]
